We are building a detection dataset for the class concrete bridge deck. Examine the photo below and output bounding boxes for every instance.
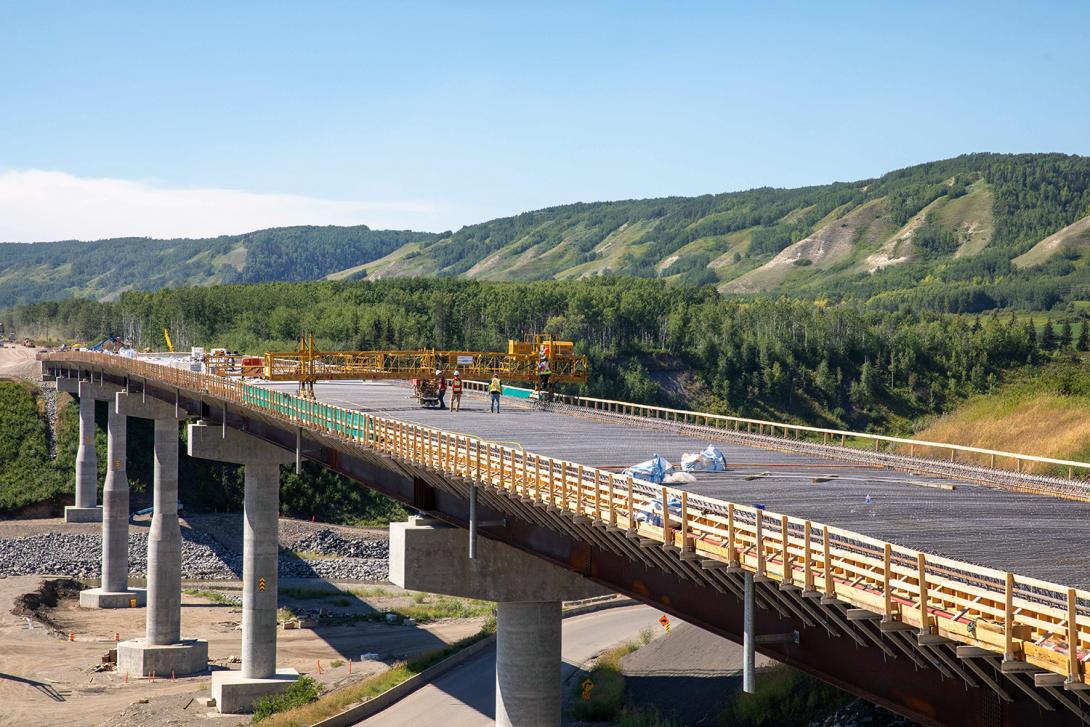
[273,380,1090,589]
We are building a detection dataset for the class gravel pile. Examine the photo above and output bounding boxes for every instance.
[0,527,388,582]
[289,528,388,559]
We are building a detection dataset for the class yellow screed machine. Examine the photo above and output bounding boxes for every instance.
[251,334,587,398]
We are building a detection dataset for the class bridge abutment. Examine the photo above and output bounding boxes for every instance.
[188,422,297,713]
[115,393,207,677]
[390,516,605,727]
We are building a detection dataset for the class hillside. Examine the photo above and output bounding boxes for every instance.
[355,153,1090,312]
[914,358,1090,475]
[0,226,436,306]
[4,154,1090,314]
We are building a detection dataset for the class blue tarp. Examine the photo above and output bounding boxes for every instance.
[634,494,683,526]
[624,453,672,484]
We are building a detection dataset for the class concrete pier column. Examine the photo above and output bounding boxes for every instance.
[242,462,280,679]
[101,405,128,593]
[116,393,207,678]
[75,382,98,509]
[147,418,181,645]
[81,398,146,609]
[496,601,562,727]
[187,422,297,713]
[57,377,102,523]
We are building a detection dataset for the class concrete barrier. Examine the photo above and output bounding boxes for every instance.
[312,635,496,727]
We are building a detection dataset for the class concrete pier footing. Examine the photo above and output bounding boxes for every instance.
[64,506,103,523]
[117,638,208,678]
[211,669,301,714]
[79,587,147,609]
[189,422,295,712]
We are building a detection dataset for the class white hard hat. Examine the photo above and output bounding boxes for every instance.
[435,369,442,376]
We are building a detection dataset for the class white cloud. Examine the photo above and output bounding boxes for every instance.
[0,169,453,241]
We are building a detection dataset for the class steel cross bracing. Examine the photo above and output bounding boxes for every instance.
[42,351,1090,725]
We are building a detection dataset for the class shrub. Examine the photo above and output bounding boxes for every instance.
[252,676,323,722]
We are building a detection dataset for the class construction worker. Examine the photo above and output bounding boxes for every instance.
[489,375,503,413]
[435,369,447,409]
[450,371,463,412]
[537,358,552,397]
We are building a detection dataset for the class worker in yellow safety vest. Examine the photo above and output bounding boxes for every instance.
[537,358,552,395]
[489,375,503,413]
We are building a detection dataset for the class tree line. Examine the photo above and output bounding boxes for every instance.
[6,276,1080,434]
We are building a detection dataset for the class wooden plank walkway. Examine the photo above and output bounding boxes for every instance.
[267,380,1090,589]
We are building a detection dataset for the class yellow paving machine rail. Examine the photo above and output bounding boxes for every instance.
[263,334,587,397]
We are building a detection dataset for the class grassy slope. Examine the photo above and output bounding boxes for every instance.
[0,380,74,511]
[1014,214,1090,268]
[914,357,1090,471]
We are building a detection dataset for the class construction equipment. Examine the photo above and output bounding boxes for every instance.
[264,334,587,398]
[163,328,174,353]
[22,337,35,348]
[87,335,123,352]
[411,378,442,407]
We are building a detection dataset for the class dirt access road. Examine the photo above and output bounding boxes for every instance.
[0,345,42,380]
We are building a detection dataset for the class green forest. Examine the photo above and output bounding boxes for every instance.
[8,276,1085,435]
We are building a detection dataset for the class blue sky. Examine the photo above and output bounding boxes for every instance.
[1,1,1088,240]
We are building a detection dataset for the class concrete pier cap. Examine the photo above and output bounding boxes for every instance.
[390,516,608,602]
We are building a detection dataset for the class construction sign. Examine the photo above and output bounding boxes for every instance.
[659,614,670,633]
[259,577,266,593]
[580,678,594,700]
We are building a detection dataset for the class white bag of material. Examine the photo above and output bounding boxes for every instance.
[624,453,672,484]
[681,445,726,472]
[665,471,696,484]
[680,453,702,472]
[700,445,726,472]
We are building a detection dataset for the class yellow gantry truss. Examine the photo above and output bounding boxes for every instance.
[263,334,588,388]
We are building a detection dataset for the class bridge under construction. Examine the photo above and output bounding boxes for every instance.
[41,351,1090,726]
